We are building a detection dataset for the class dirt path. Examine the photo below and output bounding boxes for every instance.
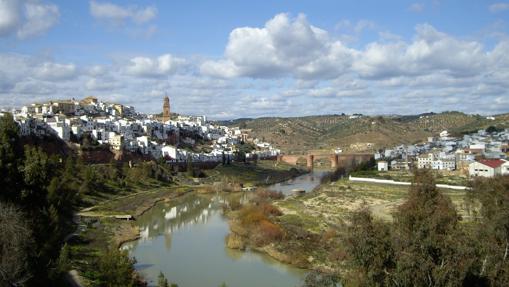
[369,200,403,221]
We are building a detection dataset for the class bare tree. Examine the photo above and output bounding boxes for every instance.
[0,202,33,287]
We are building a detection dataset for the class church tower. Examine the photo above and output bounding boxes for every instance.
[163,96,170,122]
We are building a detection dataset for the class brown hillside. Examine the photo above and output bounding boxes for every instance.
[225,112,509,154]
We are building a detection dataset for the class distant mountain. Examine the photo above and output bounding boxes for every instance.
[222,112,509,154]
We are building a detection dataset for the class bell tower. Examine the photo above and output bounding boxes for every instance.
[163,95,170,122]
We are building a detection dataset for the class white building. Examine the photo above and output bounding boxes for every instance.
[469,159,506,177]
[161,145,177,159]
[417,153,435,169]
[501,161,509,176]
[377,161,389,171]
[47,121,70,141]
[418,152,456,170]
[109,134,124,150]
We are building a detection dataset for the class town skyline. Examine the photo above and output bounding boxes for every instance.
[1,0,509,119]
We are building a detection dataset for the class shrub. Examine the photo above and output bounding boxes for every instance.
[255,189,284,201]
[259,203,283,216]
[321,228,338,242]
[239,206,267,226]
[253,219,284,245]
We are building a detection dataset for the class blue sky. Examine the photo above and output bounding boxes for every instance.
[1,0,509,118]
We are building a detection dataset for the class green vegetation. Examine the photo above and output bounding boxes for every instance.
[157,272,179,287]
[227,167,509,286]
[0,112,301,286]
[0,113,81,286]
[0,113,176,286]
[339,171,509,286]
[229,190,285,247]
[209,160,305,187]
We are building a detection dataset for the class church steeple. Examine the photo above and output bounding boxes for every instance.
[163,95,170,122]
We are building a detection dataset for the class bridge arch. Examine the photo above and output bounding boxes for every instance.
[278,153,374,170]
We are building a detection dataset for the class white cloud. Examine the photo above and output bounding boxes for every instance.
[13,79,55,94]
[0,0,59,39]
[205,15,495,83]
[489,2,509,13]
[1,11,509,118]
[334,19,376,44]
[87,65,107,76]
[86,78,122,91]
[195,14,509,117]
[352,24,486,79]
[90,1,157,25]
[0,0,21,36]
[125,54,186,77]
[201,13,355,80]
[34,62,77,80]
[409,3,424,12]
[17,0,59,38]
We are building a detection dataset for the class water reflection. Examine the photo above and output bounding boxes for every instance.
[125,193,306,287]
[270,170,327,195]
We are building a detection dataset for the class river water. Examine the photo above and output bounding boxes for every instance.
[123,170,327,287]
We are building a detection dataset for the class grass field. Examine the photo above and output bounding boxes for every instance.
[206,160,306,186]
[275,179,469,232]
[351,170,470,186]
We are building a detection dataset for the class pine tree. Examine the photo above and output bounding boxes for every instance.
[0,112,23,201]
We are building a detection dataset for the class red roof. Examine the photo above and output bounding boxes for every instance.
[477,159,506,169]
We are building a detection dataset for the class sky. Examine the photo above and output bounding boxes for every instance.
[0,0,508,119]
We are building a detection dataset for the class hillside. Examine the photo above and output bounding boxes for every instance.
[222,112,509,154]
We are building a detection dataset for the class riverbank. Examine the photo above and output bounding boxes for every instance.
[225,177,470,274]
[206,160,307,187]
[68,160,306,286]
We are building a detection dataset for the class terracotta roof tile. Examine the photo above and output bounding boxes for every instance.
[477,159,505,169]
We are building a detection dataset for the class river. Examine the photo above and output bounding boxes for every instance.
[123,170,327,287]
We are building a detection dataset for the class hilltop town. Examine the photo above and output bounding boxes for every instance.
[374,128,509,178]
[2,96,280,164]
[3,96,509,180]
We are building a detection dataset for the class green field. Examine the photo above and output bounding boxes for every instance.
[205,160,306,186]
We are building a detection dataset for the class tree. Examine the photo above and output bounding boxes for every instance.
[186,154,193,177]
[467,176,509,285]
[0,113,23,202]
[392,170,468,286]
[485,126,502,134]
[342,207,395,286]
[47,176,78,220]
[96,249,138,287]
[234,150,246,163]
[0,201,33,286]
[21,146,54,205]
[343,170,479,286]
[158,272,169,287]
[80,166,98,195]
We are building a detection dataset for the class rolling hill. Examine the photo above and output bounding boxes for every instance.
[220,112,509,154]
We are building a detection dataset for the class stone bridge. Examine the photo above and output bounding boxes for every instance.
[277,153,374,170]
